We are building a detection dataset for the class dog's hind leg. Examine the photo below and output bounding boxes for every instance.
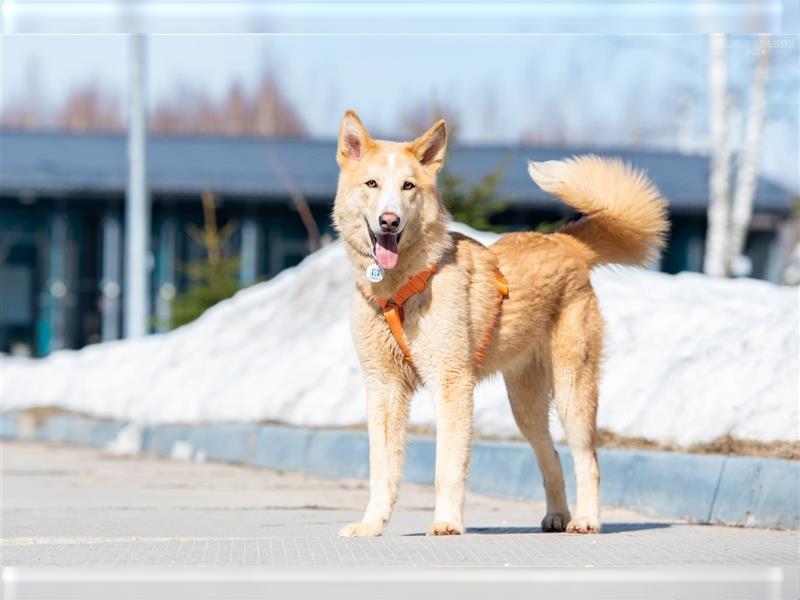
[504,357,570,532]
[339,373,413,537]
[551,294,602,534]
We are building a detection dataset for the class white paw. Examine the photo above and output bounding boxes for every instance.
[338,521,384,538]
[427,520,464,536]
[566,515,601,534]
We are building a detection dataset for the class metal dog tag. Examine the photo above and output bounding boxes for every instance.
[366,263,384,283]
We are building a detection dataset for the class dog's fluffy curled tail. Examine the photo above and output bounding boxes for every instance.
[528,155,669,268]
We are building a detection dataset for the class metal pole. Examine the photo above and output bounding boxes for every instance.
[155,216,177,332]
[43,212,69,354]
[100,210,122,341]
[239,216,260,286]
[124,33,150,337]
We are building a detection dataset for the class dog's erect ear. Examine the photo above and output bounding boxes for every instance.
[337,110,372,167]
[410,119,447,173]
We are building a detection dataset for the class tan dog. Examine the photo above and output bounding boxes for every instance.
[333,110,668,537]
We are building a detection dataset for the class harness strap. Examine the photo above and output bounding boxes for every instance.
[372,265,437,362]
[473,273,509,367]
[382,305,413,361]
[362,265,508,367]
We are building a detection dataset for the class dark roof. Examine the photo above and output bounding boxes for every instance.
[0,130,793,214]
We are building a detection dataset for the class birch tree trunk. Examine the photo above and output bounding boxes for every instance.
[726,35,771,274]
[704,33,731,277]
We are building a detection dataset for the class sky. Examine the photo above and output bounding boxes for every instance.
[2,32,798,193]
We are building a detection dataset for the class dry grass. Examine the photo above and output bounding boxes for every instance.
[410,425,799,461]
[595,428,800,461]
[687,435,800,461]
[16,406,69,427]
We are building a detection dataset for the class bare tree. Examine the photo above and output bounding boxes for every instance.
[520,94,570,146]
[399,97,461,140]
[252,75,306,137]
[149,75,306,138]
[264,148,321,252]
[55,84,123,132]
[222,82,248,135]
[726,35,771,273]
[1,59,44,130]
[704,34,774,277]
[704,33,732,277]
[4,81,124,133]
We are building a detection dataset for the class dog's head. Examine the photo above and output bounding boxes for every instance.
[332,110,448,271]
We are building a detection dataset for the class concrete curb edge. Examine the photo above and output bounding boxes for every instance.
[1,410,797,529]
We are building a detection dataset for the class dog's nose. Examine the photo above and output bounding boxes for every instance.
[379,212,401,233]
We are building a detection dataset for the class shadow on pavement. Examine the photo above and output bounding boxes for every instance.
[404,523,680,537]
[402,522,674,535]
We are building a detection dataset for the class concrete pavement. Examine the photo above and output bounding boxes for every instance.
[4,410,797,529]
[2,441,798,569]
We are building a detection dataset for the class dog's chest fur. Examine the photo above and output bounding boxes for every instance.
[351,233,502,378]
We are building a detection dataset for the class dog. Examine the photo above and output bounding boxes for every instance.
[332,110,668,537]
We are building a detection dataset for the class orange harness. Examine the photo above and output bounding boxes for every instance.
[362,265,509,368]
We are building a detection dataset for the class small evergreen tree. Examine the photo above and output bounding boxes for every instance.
[171,191,242,328]
[534,218,567,234]
[440,166,507,232]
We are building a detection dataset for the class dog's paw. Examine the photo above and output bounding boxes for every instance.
[339,521,384,538]
[427,521,464,536]
[566,515,600,534]
[541,512,570,532]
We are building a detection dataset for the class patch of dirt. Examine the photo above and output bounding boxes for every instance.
[687,435,800,461]
[595,429,800,461]
[589,429,798,461]
[413,425,800,461]
[15,406,69,428]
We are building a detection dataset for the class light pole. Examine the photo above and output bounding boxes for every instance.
[124,33,150,338]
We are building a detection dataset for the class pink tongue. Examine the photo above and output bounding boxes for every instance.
[375,233,399,270]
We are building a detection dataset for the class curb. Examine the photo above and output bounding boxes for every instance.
[2,410,797,529]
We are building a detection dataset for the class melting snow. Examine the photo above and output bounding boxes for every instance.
[2,224,798,445]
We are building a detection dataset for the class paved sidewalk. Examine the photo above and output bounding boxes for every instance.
[2,441,798,567]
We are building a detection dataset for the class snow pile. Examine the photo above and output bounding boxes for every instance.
[2,225,798,445]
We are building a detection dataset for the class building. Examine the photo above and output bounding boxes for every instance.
[1,130,794,356]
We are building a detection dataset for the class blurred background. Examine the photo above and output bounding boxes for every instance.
[0,5,798,358]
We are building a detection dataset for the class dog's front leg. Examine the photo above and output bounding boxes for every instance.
[339,375,411,537]
[429,377,474,536]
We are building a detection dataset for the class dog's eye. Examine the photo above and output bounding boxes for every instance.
[402,181,415,191]
[365,180,378,188]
